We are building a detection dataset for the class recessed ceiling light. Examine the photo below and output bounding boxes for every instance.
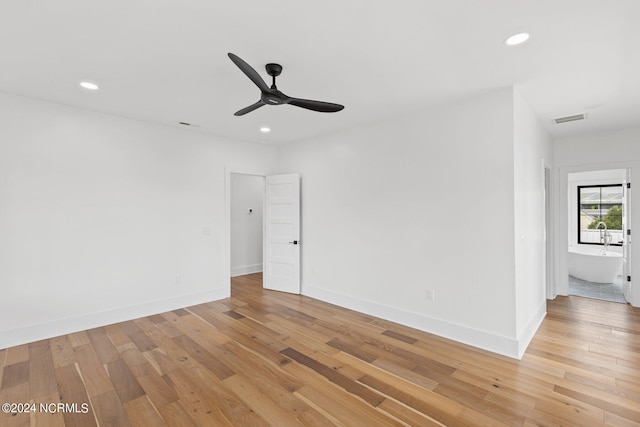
[260,127,271,133]
[80,81,99,90]
[505,33,530,46]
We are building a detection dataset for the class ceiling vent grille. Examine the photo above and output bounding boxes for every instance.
[554,113,587,124]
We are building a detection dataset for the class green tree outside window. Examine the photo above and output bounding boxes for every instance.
[587,205,622,230]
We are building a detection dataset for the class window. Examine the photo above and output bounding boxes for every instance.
[577,184,623,246]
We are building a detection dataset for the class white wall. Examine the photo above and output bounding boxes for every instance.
[554,127,640,306]
[230,174,264,276]
[512,89,553,356]
[278,87,530,357]
[0,92,278,348]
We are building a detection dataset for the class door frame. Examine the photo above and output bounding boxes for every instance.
[224,167,268,290]
[623,169,632,302]
[555,162,638,306]
[544,165,554,300]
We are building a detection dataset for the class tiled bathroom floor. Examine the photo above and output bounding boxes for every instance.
[568,275,626,303]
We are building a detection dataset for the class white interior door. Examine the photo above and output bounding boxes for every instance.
[264,174,300,294]
[622,171,632,302]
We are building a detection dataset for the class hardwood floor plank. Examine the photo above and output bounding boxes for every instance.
[87,327,120,364]
[294,407,340,427]
[30,390,67,427]
[554,384,640,423]
[223,373,302,427]
[119,346,179,410]
[451,368,538,409]
[358,373,467,426]
[73,343,114,398]
[187,303,231,331]
[377,398,447,427]
[154,319,184,339]
[223,309,245,320]
[147,314,167,324]
[50,335,76,369]
[0,383,30,427]
[120,347,156,377]
[326,337,377,362]
[129,331,158,352]
[142,348,180,376]
[104,324,135,349]
[284,355,399,426]
[123,395,167,427]
[157,401,199,427]
[281,346,385,406]
[370,356,441,390]
[91,390,132,427]
[28,340,57,399]
[382,329,419,344]
[67,331,90,348]
[171,334,235,380]
[220,319,292,366]
[532,392,608,425]
[293,382,403,427]
[605,411,640,427]
[433,380,524,426]
[265,313,335,350]
[164,368,242,426]
[54,363,98,427]
[106,358,146,404]
[5,344,29,366]
[1,361,29,390]
[232,302,275,325]
[136,371,179,410]
[482,389,573,427]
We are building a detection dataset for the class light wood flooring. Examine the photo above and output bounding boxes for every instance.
[1,273,639,426]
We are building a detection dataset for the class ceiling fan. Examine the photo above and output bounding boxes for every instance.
[228,52,344,116]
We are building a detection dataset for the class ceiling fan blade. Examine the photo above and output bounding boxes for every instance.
[288,98,344,113]
[234,101,265,116]
[228,53,270,93]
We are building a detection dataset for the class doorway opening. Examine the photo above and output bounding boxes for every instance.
[226,171,301,296]
[567,169,629,303]
[229,173,265,285]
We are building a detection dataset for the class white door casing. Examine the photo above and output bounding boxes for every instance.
[623,171,632,302]
[264,174,301,294]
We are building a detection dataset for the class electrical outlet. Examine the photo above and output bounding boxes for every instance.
[425,289,435,301]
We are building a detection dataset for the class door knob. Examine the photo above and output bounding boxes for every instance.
[288,240,300,245]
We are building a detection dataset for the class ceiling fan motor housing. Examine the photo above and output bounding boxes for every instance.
[263,92,285,105]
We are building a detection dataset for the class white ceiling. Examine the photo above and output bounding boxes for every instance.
[1,0,638,144]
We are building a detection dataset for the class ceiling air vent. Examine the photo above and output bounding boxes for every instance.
[554,113,587,124]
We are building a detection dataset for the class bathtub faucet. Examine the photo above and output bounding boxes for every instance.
[596,221,612,254]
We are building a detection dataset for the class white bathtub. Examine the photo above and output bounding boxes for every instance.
[568,246,622,283]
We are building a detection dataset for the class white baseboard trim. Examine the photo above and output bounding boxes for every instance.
[516,300,547,359]
[304,284,528,359]
[231,264,263,277]
[0,288,229,350]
